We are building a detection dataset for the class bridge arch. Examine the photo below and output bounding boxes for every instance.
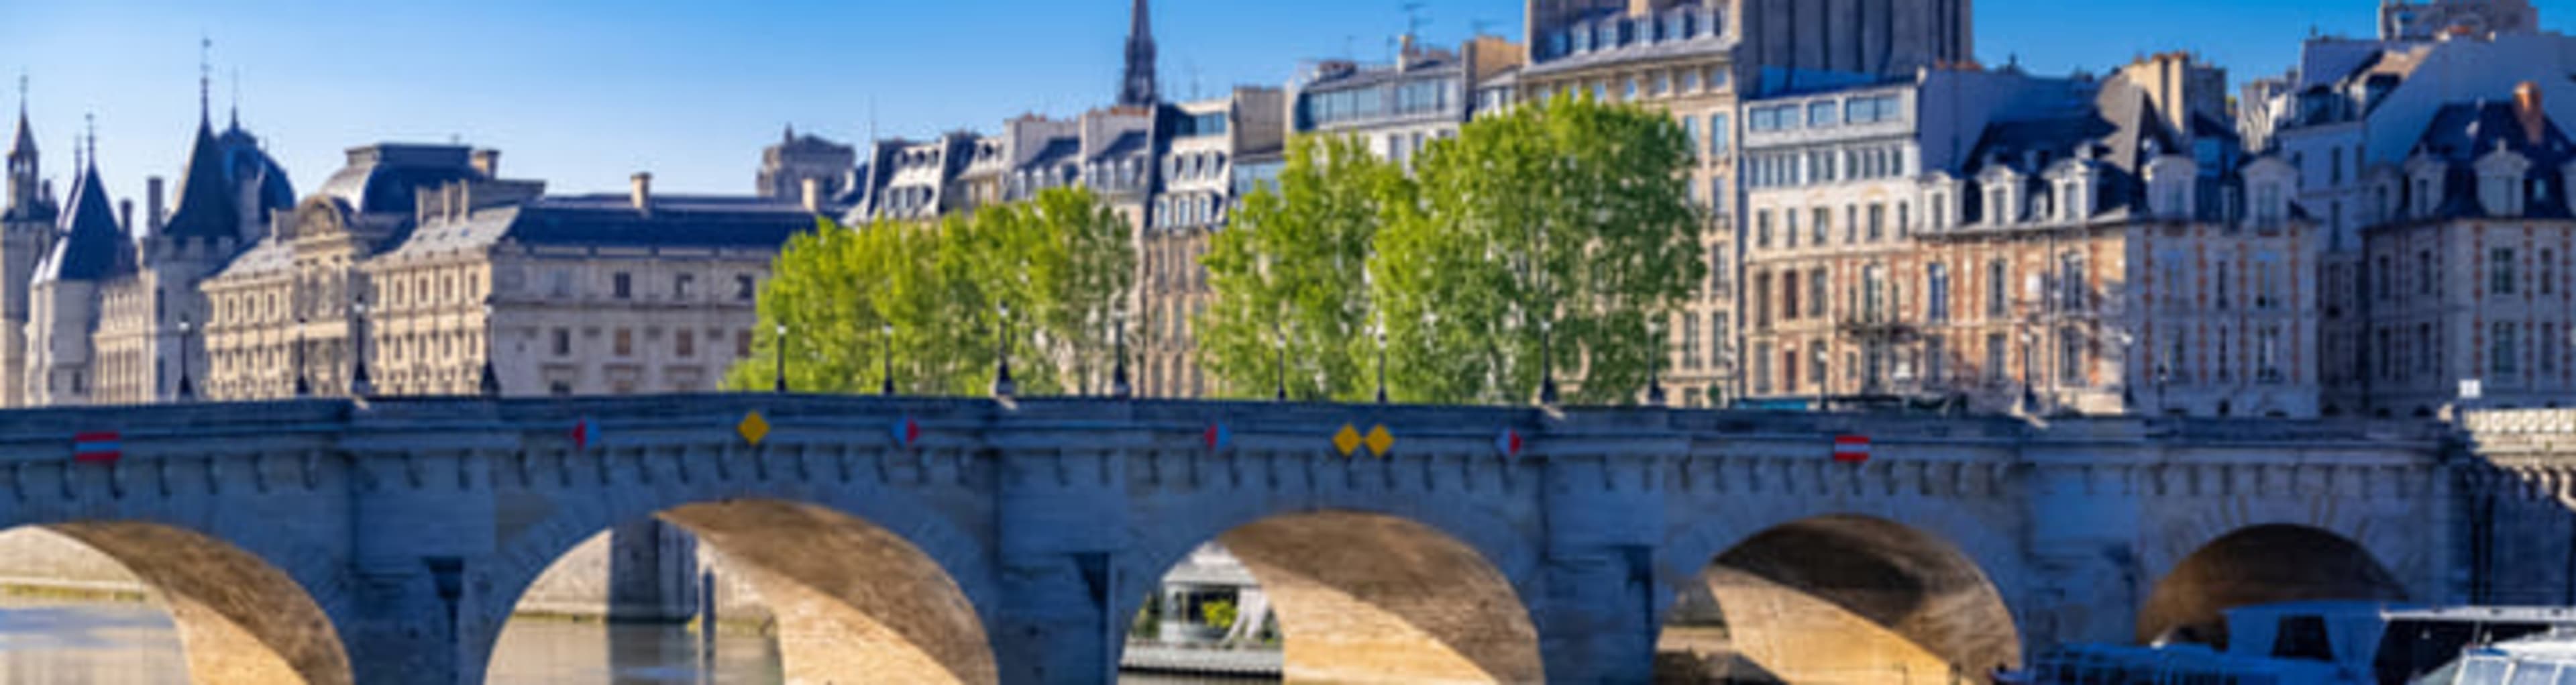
[1658,514,2024,684]
[0,520,354,685]
[1120,503,1546,684]
[473,483,999,684]
[2138,523,2409,647]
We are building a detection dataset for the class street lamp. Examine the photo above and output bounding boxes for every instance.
[879,323,897,396]
[991,301,1015,399]
[1274,320,1290,403]
[1646,317,1667,407]
[1110,308,1132,400]
[773,322,790,394]
[1373,319,1389,405]
[478,299,501,398]
[2019,329,2040,414]
[174,316,195,402]
[1538,318,1560,407]
[350,299,372,398]
[293,315,311,399]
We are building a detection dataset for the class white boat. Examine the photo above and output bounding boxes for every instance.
[2021,602,2576,684]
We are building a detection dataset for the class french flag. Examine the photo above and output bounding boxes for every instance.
[1832,435,1872,464]
[72,432,121,464]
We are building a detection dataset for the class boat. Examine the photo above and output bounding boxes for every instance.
[2019,602,2576,684]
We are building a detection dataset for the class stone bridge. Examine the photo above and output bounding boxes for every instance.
[0,395,2557,684]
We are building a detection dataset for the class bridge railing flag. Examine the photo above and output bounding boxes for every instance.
[1833,435,1871,464]
[73,431,121,463]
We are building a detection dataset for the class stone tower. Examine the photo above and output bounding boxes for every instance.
[1118,0,1158,108]
[1,94,57,408]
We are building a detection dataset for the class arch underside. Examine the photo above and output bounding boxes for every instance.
[1214,511,1543,684]
[497,499,997,684]
[38,522,352,685]
[2138,524,2409,647]
[1659,515,2021,684]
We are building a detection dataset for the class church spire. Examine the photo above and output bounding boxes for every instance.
[10,73,32,162]
[198,36,212,127]
[1118,0,1158,108]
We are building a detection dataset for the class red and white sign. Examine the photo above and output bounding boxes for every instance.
[73,432,121,464]
[1832,435,1871,464]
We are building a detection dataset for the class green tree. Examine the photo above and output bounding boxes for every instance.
[1197,134,1409,401]
[726,187,1135,396]
[1374,93,1705,405]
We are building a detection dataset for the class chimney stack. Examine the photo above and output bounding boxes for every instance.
[2516,81,2546,144]
[472,149,501,178]
[802,177,822,213]
[119,199,133,233]
[146,176,166,232]
[631,172,654,214]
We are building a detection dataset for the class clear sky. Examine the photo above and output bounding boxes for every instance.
[1,0,2569,206]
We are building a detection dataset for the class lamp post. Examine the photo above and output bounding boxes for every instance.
[1274,320,1289,403]
[350,299,372,398]
[1110,309,1132,400]
[293,316,311,399]
[991,301,1015,399]
[1538,318,1560,407]
[175,317,195,402]
[2019,329,2039,414]
[773,323,790,394]
[478,299,501,398]
[1373,321,1389,405]
[879,323,896,396]
[1646,317,1667,407]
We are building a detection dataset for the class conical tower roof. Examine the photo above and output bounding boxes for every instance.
[158,119,243,241]
[38,160,133,282]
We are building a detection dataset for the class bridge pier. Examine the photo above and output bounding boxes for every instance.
[994,435,1132,684]
[1538,452,1668,683]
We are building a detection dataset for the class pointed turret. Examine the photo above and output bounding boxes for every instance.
[7,85,40,221]
[1118,0,1158,108]
[37,158,131,282]
[158,119,243,242]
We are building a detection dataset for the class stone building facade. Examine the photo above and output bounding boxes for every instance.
[756,126,856,207]
[1,105,59,409]
[1139,89,1284,399]
[200,144,815,400]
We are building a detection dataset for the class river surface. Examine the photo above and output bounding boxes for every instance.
[0,597,1266,684]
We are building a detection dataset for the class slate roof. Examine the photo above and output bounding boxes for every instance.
[36,162,133,282]
[376,194,818,262]
[159,122,242,241]
[2408,101,2576,220]
[315,144,486,217]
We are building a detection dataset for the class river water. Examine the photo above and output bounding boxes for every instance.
[0,597,1264,684]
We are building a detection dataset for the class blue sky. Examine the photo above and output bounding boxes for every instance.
[0,0,2567,204]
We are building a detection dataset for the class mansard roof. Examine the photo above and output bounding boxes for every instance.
[315,144,486,217]
[36,164,133,282]
[376,194,818,262]
[2404,101,2576,219]
[159,120,297,242]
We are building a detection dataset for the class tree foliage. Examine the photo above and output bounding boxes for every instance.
[1197,134,1408,401]
[1202,94,1704,406]
[725,187,1136,396]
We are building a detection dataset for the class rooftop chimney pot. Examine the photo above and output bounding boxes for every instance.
[631,172,653,213]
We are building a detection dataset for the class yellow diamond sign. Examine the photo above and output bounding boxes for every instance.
[1332,424,1362,457]
[738,411,771,446]
[1365,425,1395,457]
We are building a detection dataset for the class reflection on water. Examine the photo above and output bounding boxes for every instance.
[0,598,1274,684]
[0,596,184,684]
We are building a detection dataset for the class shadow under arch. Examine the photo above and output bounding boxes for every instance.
[5,522,354,685]
[1130,510,1544,684]
[2138,523,2408,648]
[488,498,996,684]
[1658,515,2021,684]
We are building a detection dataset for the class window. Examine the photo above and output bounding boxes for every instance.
[2061,327,2086,384]
[2214,262,2233,310]
[612,272,633,300]
[1756,211,1773,248]
[676,329,696,358]
[674,273,695,301]
[1753,341,1774,394]
[1709,114,1729,154]
[1781,269,1800,321]
[1987,333,2008,382]
[552,329,572,356]
[1783,347,1800,392]
[614,329,634,357]
[2492,248,2518,295]
[1785,211,1800,248]
[1811,207,1829,246]
[1753,273,1773,329]
[1809,269,1829,319]
[1682,117,1701,162]
[1927,263,1951,323]
[1682,313,1702,369]
[2419,251,2436,296]
[1807,101,1838,127]
[1861,265,1888,321]
[2256,256,2282,309]
[1986,260,2009,317]
[2258,327,2283,382]
[2165,329,2188,380]
[1708,244,1728,295]
[1866,204,1884,241]
[1924,335,1947,384]
[1809,341,1829,392]
[2495,323,2518,376]
[737,274,759,301]
[2544,250,2558,295]
[735,331,752,358]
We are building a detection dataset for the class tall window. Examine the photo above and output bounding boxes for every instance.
[1682,313,1703,370]
[2060,252,2087,312]
[737,274,759,301]
[676,329,696,358]
[1756,211,1773,248]
[614,329,634,357]
[2165,329,2188,379]
[1783,347,1800,392]
[1682,116,1701,162]
[1867,203,1885,241]
[2257,327,2282,381]
[674,273,696,301]
[1754,341,1774,394]
[612,272,633,300]
[2255,257,2281,309]
[1809,269,1829,319]
[1709,114,1730,154]
[1862,265,1887,322]
[1926,263,1951,323]
[2543,250,2558,295]
[552,329,571,357]
[1986,260,2009,317]
[1986,333,2008,382]
[1781,269,1801,321]
[2492,248,2518,295]
[1811,207,1831,246]
[2060,327,2086,384]
[1753,273,1773,329]
[2494,322,2518,376]
[2544,324,2560,374]
[1924,335,1947,385]
[2214,262,2233,310]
